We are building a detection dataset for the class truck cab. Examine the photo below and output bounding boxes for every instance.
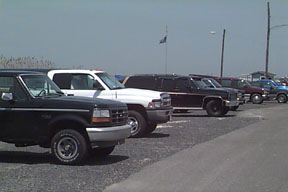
[41,69,172,138]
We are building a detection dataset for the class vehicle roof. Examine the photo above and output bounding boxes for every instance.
[0,70,44,75]
[47,69,105,74]
[1,69,106,74]
[220,77,242,80]
[132,74,190,78]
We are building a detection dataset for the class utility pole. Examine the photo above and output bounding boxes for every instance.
[265,2,270,78]
[220,29,226,80]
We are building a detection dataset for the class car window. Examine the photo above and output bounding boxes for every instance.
[162,79,176,92]
[202,79,214,88]
[0,76,26,100]
[53,73,72,89]
[96,72,124,90]
[251,82,260,87]
[221,80,232,87]
[234,80,246,88]
[175,78,191,92]
[21,75,62,97]
[71,74,100,90]
[125,76,157,90]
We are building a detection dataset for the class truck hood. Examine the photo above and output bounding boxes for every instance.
[115,88,162,99]
[198,88,229,97]
[277,85,288,90]
[37,95,127,110]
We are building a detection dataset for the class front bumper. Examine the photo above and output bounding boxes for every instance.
[224,100,240,107]
[146,108,172,124]
[86,124,131,147]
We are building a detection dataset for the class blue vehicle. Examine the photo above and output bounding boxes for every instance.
[251,80,288,103]
[258,79,288,91]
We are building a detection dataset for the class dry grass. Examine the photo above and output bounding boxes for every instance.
[0,55,54,69]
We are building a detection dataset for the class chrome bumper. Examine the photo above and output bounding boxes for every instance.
[86,124,131,142]
[224,100,240,107]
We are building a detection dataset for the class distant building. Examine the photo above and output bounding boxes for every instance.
[240,71,276,81]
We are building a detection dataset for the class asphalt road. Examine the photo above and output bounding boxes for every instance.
[105,102,288,192]
[0,101,281,192]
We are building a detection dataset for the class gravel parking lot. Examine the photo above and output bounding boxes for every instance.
[0,101,280,192]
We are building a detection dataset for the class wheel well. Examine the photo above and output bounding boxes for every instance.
[48,120,89,146]
[127,104,148,121]
[277,92,286,97]
[203,98,222,109]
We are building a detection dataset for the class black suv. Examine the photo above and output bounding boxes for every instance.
[0,70,131,165]
[123,74,240,117]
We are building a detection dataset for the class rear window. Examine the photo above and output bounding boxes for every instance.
[221,79,232,87]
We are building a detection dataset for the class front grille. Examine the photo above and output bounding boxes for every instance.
[111,108,128,125]
[229,93,237,101]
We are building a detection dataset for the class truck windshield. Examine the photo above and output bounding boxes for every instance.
[270,80,279,87]
[96,72,125,90]
[243,80,252,87]
[194,79,208,88]
[208,78,222,88]
[21,75,64,97]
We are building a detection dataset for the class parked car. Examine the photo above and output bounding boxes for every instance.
[123,74,240,117]
[192,76,246,110]
[216,77,269,104]
[257,79,288,91]
[31,69,172,138]
[250,81,288,103]
[0,70,131,165]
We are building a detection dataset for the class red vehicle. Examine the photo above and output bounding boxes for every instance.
[216,77,269,104]
[189,74,269,104]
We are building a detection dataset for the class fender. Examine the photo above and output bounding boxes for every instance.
[47,113,89,133]
[202,96,223,108]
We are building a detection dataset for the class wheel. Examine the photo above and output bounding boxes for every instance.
[222,107,229,115]
[251,93,263,104]
[230,106,239,111]
[277,94,287,103]
[51,129,88,165]
[128,110,147,137]
[90,146,115,158]
[205,100,224,117]
[145,123,157,134]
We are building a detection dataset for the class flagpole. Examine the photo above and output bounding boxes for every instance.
[165,26,168,74]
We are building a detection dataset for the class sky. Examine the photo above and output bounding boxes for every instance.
[0,0,288,77]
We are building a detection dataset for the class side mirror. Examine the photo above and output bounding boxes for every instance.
[1,92,13,101]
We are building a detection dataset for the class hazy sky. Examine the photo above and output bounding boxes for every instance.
[0,0,288,77]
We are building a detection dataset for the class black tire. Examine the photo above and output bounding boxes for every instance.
[51,129,88,165]
[222,107,229,115]
[205,100,224,117]
[251,93,263,104]
[128,110,147,138]
[230,106,239,111]
[90,146,115,158]
[145,123,157,134]
[277,94,287,103]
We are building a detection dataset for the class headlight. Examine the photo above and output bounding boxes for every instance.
[148,99,162,109]
[237,93,242,98]
[92,109,110,123]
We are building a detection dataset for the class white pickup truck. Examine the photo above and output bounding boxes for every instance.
[40,69,172,137]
